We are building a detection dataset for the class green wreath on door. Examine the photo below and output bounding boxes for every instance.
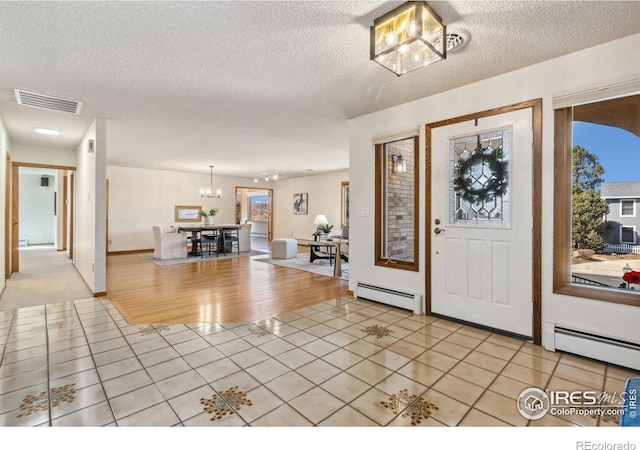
[454,150,508,204]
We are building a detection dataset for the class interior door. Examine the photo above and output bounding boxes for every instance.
[431,108,533,337]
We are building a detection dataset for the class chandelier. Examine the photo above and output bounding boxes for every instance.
[200,165,221,198]
[370,1,446,76]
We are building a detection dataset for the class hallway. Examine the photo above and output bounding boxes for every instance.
[0,246,92,312]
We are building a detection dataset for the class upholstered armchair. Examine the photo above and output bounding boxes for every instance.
[238,223,252,252]
[152,226,188,259]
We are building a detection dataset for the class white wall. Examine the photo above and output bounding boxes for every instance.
[11,144,76,167]
[106,165,273,252]
[94,120,107,293]
[106,166,348,250]
[18,173,56,245]
[349,33,640,349]
[273,170,348,241]
[0,116,10,292]
[75,119,107,293]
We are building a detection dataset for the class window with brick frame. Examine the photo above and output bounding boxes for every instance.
[374,135,419,271]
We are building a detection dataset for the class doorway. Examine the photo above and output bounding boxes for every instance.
[10,163,75,274]
[235,187,273,251]
[426,99,542,344]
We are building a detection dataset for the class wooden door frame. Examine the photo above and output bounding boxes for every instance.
[11,162,76,272]
[341,180,349,228]
[425,99,543,345]
[62,173,68,251]
[4,152,11,280]
[69,172,75,260]
[235,186,274,242]
[11,164,18,273]
[106,179,109,256]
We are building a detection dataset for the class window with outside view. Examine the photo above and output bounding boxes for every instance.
[569,94,640,295]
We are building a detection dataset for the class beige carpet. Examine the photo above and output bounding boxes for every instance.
[139,249,269,266]
[254,253,349,280]
[0,246,93,311]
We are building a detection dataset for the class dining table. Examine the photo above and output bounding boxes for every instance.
[177,224,243,257]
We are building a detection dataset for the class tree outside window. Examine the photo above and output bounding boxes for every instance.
[571,145,609,253]
[554,93,640,305]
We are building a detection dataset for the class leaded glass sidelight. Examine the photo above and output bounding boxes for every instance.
[449,128,511,228]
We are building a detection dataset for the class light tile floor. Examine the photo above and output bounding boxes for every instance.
[0,295,638,427]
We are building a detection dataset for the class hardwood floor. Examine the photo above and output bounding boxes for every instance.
[106,253,349,324]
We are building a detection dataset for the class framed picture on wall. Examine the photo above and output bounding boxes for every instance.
[293,193,308,215]
[174,205,202,223]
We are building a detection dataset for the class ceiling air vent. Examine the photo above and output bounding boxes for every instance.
[14,89,82,114]
[446,29,471,54]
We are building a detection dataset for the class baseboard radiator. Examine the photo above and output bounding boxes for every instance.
[548,324,640,371]
[355,282,423,315]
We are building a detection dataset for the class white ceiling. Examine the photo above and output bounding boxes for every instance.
[1,1,640,180]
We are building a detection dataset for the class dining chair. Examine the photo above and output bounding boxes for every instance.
[201,229,219,256]
[152,226,188,259]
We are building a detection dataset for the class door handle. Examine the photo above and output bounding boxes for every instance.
[434,227,445,235]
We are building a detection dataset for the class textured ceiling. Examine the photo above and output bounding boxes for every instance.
[1,1,640,179]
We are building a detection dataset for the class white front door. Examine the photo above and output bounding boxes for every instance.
[430,108,533,337]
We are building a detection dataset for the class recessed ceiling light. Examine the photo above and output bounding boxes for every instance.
[34,128,60,135]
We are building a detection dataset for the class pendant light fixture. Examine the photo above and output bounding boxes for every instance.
[200,165,221,199]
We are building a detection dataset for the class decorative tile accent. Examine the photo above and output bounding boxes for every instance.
[200,386,252,421]
[139,324,170,335]
[362,324,393,339]
[380,389,438,425]
[139,325,157,336]
[33,322,65,333]
[249,325,271,337]
[18,383,77,417]
[590,397,622,425]
[599,412,620,425]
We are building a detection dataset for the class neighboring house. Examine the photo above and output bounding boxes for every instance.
[601,181,640,245]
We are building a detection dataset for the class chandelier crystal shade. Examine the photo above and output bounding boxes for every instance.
[370,1,446,76]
